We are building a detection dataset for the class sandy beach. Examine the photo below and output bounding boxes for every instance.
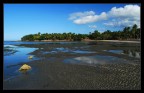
[96,40,140,43]
[18,39,141,43]
[3,41,141,90]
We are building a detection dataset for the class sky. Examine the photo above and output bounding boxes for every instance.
[4,4,140,41]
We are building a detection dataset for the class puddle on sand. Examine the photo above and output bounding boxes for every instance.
[72,50,96,54]
[41,47,96,54]
[123,50,140,58]
[103,49,140,59]
[42,51,57,54]
[104,50,123,54]
[55,48,70,52]
[53,47,96,54]
[63,55,132,66]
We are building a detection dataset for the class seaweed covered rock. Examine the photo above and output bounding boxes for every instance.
[28,55,33,59]
[19,64,31,71]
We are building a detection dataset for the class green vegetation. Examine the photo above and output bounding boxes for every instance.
[21,24,140,41]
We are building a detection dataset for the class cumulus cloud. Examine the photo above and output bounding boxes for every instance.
[108,5,140,18]
[69,4,140,28]
[69,11,107,24]
[105,4,140,27]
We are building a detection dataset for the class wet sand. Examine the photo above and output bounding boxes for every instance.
[96,40,140,43]
[3,41,141,90]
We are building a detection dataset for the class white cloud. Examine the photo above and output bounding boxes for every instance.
[69,4,140,28]
[104,18,140,28]
[69,11,95,20]
[108,5,140,18]
[104,4,140,27]
[69,11,107,24]
[88,25,97,29]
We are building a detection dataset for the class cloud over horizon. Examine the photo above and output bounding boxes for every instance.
[105,4,140,27]
[69,11,107,24]
[69,4,140,28]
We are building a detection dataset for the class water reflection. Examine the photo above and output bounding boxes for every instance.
[4,45,18,56]
[42,51,57,54]
[104,49,140,58]
[107,50,123,54]
[4,46,39,66]
[123,49,140,58]
[55,48,70,52]
[42,47,96,54]
[64,55,129,65]
[4,45,39,80]
[72,50,96,54]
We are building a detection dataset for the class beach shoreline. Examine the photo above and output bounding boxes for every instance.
[96,40,140,43]
[3,41,141,90]
[15,39,141,43]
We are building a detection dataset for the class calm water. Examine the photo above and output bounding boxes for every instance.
[63,54,140,67]
[103,49,141,58]
[64,55,129,65]
[4,42,40,80]
[4,41,79,45]
[42,47,96,54]
[4,46,39,79]
[3,41,82,80]
[3,41,141,80]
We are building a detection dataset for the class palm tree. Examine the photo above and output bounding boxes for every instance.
[131,24,138,39]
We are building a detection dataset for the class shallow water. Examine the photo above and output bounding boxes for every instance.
[4,45,39,80]
[104,50,123,54]
[4,41,79,45]
[41,47,96,54]
[104,49,140,58]
[72,50,96,54]
[3,41,83,80]
[3,41,141,82]
[4,45,39,65]
[63,55,131,66]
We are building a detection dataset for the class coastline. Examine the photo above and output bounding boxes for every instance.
[14,39,141,43]
[96,40,140,43]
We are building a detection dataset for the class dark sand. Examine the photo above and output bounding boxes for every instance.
[3,41,141,90]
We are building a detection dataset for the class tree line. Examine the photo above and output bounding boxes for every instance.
[21,24,140,41]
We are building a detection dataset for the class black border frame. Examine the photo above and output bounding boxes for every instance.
[2,0,142,91]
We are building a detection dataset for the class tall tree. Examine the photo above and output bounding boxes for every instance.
[131,24,138,39]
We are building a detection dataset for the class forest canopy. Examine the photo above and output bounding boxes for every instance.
[21,24,140,41]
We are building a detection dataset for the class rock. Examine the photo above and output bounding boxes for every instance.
[28,56,33,59]
[19,64,31,71]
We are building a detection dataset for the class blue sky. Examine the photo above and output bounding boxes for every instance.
[4,4,140,41]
